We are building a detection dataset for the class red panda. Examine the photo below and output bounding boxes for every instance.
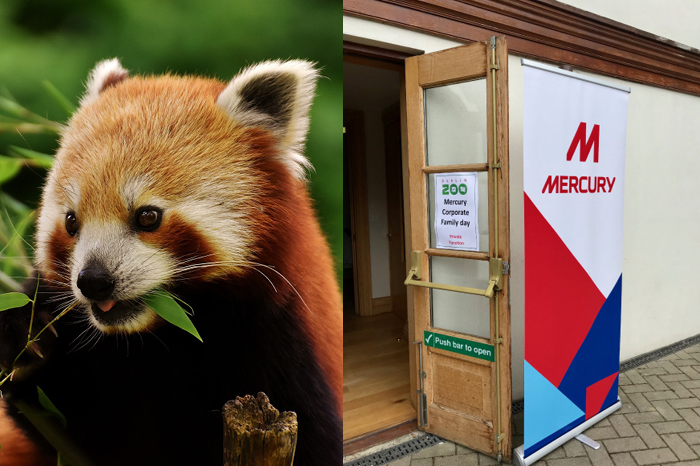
[0,59,342,465]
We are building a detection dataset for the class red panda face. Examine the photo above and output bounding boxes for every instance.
[33,59,318,334]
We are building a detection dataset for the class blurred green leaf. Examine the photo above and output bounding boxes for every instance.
[0,193,31,217]
[144,291,202,342]
[37,386,67,428]
[0,97,63,132]
[42,81,75,117]
[1,209,35,277]
[0,156,22,186]
[8,146,54,169]
[0,292,31,311]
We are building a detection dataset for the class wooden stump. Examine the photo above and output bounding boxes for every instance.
[223,392,298,466]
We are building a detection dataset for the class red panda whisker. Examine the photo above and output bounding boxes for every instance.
[249,266,277,292]
[250,262,311,313]
[173,253,218,266]
[171,259,309,311]
[1,208,35,252]
[69,321,98,353]
[39,277,71,287]
[146,329,171,353]
[83,324,104,352]
[45,293,77,304]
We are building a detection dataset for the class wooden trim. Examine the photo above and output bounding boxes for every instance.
[425,248,489,261]
[494,35,513,461]
[342,419,417,456]
[399,74,418,410]
[417,42,487,86]
[344,0,700,96]
[422,163,489,174]
[343,53,405,72]
[345,110,374,317]
[343,40,416,63]
[371,296,393,315]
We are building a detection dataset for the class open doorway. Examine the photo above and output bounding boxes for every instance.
[343,54,415,447]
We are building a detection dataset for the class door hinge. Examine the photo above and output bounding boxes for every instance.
[414,340,428,427]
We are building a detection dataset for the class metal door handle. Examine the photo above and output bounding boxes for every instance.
[404,250,502,298]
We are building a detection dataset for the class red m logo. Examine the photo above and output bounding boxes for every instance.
[567,122,600,163]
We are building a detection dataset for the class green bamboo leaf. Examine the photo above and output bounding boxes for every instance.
[144,292,202,342]
[0,85,17,102]
[0,156,22,186]
[1,210,35,277]
[8,146,54,169]
[0,292,31,311]
[0,193,31,217]
[37,386,67,428]
[42,81,75,117]
[0,96,63,131]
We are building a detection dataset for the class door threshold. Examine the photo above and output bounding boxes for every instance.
[343,419,417,457]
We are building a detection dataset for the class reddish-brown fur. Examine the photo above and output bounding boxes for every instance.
[0,402,52,466]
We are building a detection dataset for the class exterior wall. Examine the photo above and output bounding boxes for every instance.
[558,0,700,50]
[344,14,700,400]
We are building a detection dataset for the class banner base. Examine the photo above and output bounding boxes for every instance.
[512,398,621,466]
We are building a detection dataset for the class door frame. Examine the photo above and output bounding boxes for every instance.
[342,42,422,436]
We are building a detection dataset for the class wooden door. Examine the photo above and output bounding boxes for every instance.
[404,37,511,461]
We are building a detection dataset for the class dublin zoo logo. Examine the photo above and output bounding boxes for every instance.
[442,183,468,195]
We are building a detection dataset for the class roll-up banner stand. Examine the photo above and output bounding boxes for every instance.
[514,60,630,466]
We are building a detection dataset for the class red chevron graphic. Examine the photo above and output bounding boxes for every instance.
[586,372,618,420]
[524,193,606,387]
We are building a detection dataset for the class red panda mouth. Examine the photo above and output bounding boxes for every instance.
[89,300,144,327]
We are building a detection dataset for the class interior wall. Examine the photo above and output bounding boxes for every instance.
[344,62,402,299]
[364,109,391,298]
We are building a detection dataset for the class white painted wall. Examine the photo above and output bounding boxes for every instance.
[364,109,392,298]
[344,62,402,299]
[558,0,700,50]
[345,15,700,401]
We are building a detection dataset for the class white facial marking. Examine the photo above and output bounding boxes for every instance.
[86,305,159,334]
[121,176,155,211]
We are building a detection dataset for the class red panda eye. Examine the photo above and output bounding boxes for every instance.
[65,212,78,236]
[135,207,162,232]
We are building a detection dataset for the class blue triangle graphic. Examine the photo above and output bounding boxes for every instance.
[525,360,585,452]
[558,275,622,411]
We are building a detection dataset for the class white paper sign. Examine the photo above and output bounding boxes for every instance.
[434,172,479,250]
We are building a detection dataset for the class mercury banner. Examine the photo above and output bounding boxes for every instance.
[520,60,629,462]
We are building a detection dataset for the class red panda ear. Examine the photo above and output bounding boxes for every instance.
[79,58,129,107]
[216,60,318,179]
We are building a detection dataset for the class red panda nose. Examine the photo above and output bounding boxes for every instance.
[77,267,116,301]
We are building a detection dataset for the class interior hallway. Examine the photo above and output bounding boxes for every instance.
[343,308,415,442]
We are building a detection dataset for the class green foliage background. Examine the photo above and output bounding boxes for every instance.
[0,0,342,289]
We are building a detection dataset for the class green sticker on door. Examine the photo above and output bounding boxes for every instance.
[424,331,495,362]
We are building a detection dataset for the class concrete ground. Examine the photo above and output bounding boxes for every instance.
[383,343,700,466]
